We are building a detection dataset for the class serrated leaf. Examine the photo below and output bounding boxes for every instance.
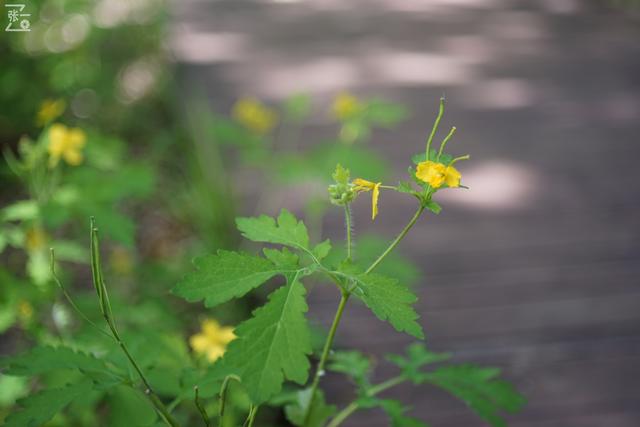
[285,388,336,427]
[236,209,311,255]
[107,385,157,427]
[396,181,415,195]
[263,247,300,268]
[386,344,451,384]
[4,346,111,378]
[222,274,312,404]
[173,250,295,307]
[332,164,350,185]
[379,399,429,427]
[351,273,424,339]
[424,364,525,427]
[312,239,332,261]
[328,351,371,388]
[4,379,93,427]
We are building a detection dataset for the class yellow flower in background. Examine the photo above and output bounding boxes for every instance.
[25,226,47,252]
[232,97,278,135]
[353,178,382,220]
[47,124,86,167]
[18,300,34,323]
[332,92,362,120]
[415,161,461,189]
[189,319,236,363]
[36,99,66,127]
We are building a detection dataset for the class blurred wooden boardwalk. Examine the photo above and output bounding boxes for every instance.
[172,1,640,425]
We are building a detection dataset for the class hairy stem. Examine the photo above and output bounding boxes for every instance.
[365,205,425,274]
[303,291,350,426]
[327,376,406,427]
[344,203,353,261]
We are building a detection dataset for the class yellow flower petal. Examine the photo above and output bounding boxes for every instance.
[47,124,87,167]
[67,128,86,149]
[371,182,381,220]
[189,319,236,363]
[189,333,210,353]
[352,178,376,192]
[37,99,65,127]
[444,165,461,188]
[205,345,226,362]
[415,161,446,188]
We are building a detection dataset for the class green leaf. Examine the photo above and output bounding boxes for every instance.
[107,385,158,427]
[324,235,421,288]
[263,247,300,268]
[285,388,336,427]
[222,275,312,404]
[424,201,442,214]
[173,250,294,307]
[386,344,451,384]
[378,399,428,427]
[4,379,93,427]
[236,209,312,256]
[328,351,371,388]
[4,346,111,378]
[332,164,350,185]
[396,181,415,195]
[312,239,332,261]
[423,364,526,427]
[351,273,424,339]
[1,200,38,222]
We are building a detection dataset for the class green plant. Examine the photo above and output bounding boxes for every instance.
[1,99,524,426]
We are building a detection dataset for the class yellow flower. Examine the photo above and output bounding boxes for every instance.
[189,319,236,363]
[18,300,34,323]
[232,97,278,135]
[353,178,382,220]
[415,161,461,189]
[47,124,86,168]
[332,92,362,120]
[37,99,66,127]
[25,226,47,252]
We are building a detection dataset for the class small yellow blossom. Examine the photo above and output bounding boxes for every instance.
[232,98,278,135]
[332,92,362,120]
[416,161,461,189]
[353,178,382,220]
[18,300,34,323]
[47,124,86,168]
[37,99,66,127]
[25,226,47,252]
[189,319,236,363]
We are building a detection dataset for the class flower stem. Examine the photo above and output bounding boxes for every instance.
[426,97,445,161]
[327,376,406,427]
[344,203,353,261]
[302,291,350,426]
[365,205,425,275]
